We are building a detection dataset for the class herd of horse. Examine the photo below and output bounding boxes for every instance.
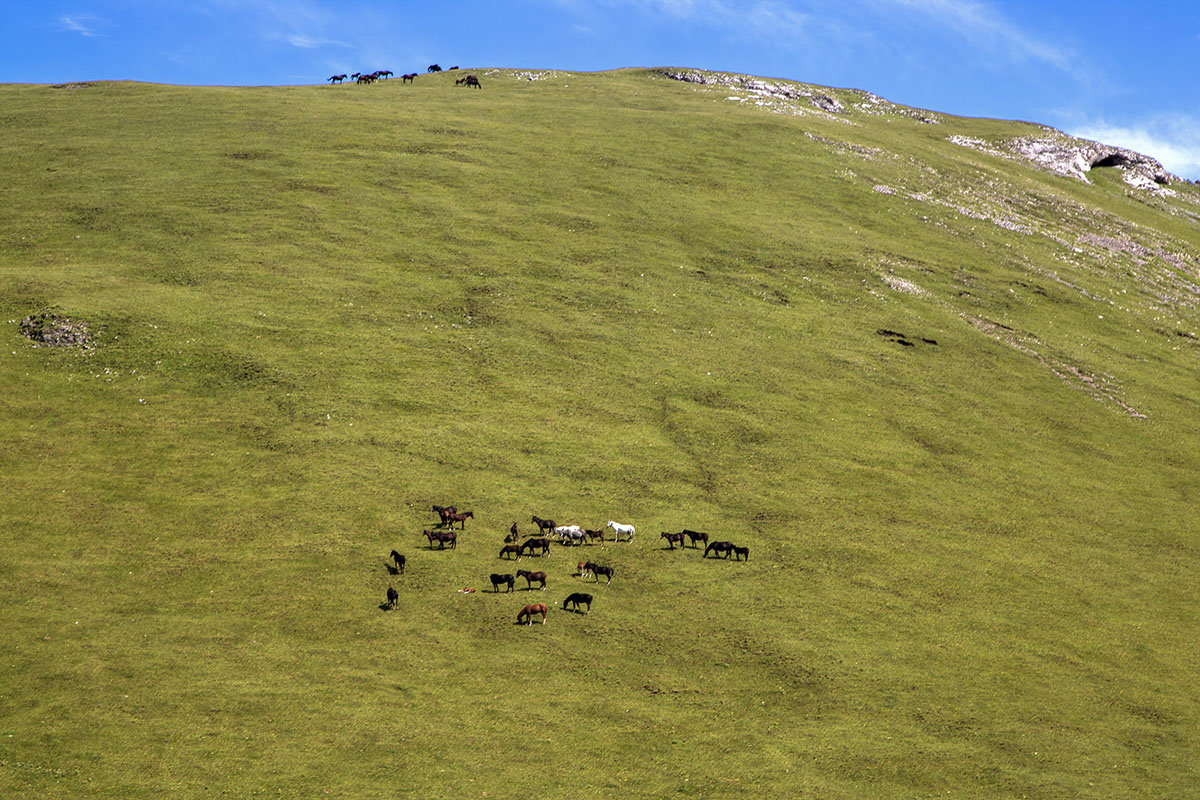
[384,505,747,624]
[327,66,480,88]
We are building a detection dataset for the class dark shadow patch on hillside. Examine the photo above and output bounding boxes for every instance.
[876,329,937,347]
[194,349,292,391]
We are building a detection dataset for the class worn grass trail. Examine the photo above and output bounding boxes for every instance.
[1,70,1198,798]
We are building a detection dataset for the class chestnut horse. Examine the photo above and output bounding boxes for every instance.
[517,603,547,625]
[516,569,547,590]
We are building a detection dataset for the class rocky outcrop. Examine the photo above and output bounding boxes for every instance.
[19,309,92,348]
[657,69,845,114]
[952,130,1177,192]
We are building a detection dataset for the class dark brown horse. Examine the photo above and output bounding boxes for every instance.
[732,545,750,561]
[446,510,474,529]
[427,64,442,73]
[425,529,457,549]
[660,531,685,549]
[402,73,417,83]
[584,529,605,546]
[464,74,481,89]
[517,603,547,625]
[328,74,347,84]
[684,529,709,548]
[520,537,551,557]
[589,564,614,584]
[499,543,522,560]
[433,505,457,525]
[390,550,406,572]
[563,592,593,614]
[377,70,393,79]
[704,540,734,558]
[516,569,547,590]
[490,573,515,593]
[531,515,556,535]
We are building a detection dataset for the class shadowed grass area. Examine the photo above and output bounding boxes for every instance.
[1,69,1198,798]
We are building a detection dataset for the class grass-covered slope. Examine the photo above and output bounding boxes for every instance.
[1,68,1198,798]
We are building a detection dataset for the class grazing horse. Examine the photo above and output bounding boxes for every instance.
[465,74,481,89]
[390,550,406,572]
[516,569,547,590]
[328,74,347,84]
[732,545,750,561]
[563,592,593,614]
[425,530,457,549]
[704,540,735,559]
[531,515,556,535]
[446,511,474,529]
[590,564,614,584]
[499,543,522,560]
[386,586,398,608]
[660,531,685,550]
[402,73,417,83]
[683,529,709,548]
[520,537,551,557]
[606,520,635,543]
[427,64,442,73]
[556,525,585,546]
[517,603,547,625]
[584,529,605,546]
[490,573,515,593]
[433,505,457,525]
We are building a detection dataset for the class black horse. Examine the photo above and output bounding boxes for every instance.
[490,573,515,593]
[427,64,442,73]
[465,74,481,89]
[385,586,398,608]
[704,541,735,558]
[516,569,547,590]
[732,545,750,561]
[390,550,406,573]
[563,592,593,614]
[684,529,709,548]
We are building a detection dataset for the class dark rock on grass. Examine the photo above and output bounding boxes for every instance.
[19,308,93,348]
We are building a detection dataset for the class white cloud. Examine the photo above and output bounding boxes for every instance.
[285,33,347,49]
[59,14,104,37]
[1070,116,1200,181]
[874,0,1073,72]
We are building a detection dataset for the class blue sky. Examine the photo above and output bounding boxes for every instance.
[4,1,1199,178]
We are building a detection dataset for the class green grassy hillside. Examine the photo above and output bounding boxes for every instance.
[2,68,1198,798]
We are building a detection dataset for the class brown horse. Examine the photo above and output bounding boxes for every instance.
[516,569,547,590]
[490,573,515,593]
[684,529,709,548]
[704,540,734,558]
[517,603,547,625]
[425,530,457,549]
[589,564,614,584]
[390,550,406,572]
[584,529,605,546]
[660,531,685,550]
[446,511,474,529]
[465,74,481,89]
[499,543,522,560]
[531,515,556,535]
[402,73,417,83]
[520,537,551,557]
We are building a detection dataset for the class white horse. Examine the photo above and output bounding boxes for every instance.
[555,524,584,544]
[606,520,635,542]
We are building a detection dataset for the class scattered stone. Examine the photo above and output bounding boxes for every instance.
[19,308,93,348]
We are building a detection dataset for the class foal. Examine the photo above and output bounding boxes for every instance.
[732,545,750,561]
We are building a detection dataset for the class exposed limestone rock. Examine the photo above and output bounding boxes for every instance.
[657,69,847,117]
[952,129,1178,193]
[19,308,93,348]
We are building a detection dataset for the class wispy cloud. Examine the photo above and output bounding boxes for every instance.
[874,0,1073,72]
[58,14,104,38]
[1070,116,1200,180]
[285,33,348,49]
